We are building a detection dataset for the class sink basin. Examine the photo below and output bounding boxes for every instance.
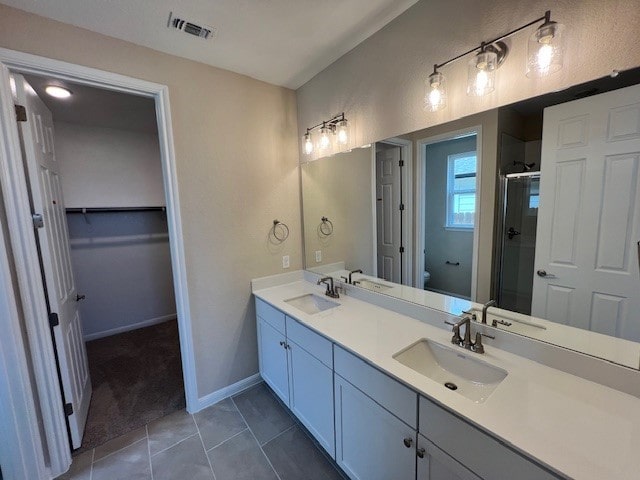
[393,339,507,403]
[284,294,340,315]
[355,279,393,292]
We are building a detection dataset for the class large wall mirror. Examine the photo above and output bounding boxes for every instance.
[301,67,640,370]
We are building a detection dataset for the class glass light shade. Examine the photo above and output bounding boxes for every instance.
[335,119,350,146]
[467,51,497,96]
[303,132,314,155]
[425,71,447,111]
[318,126,332,152]
[526,22,565,78]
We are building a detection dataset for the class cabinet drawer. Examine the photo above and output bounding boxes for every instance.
[419,397,561,480]
[335,345,417,428]
[255,298,285,334]
[286,317,332,368]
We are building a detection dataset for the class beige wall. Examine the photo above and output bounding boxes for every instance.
[297,0,640,152]
[0,5,301,399]
[301,147,374,274]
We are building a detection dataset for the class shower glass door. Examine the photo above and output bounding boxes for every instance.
[498,173,540,314]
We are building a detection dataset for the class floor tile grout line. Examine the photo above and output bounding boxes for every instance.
[146,424,154,480]
[260,424,296,448]
[91,436,147,465]
[149,431,200,458]
[205,427,250,452]
[193,413,217,480]
[230,396,283,480]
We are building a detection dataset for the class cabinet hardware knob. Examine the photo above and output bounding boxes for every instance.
[416,447,425,459]
[279,341,285,347]
[403,437,413,448]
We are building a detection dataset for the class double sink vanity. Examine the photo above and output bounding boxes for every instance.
[252,271,640,480]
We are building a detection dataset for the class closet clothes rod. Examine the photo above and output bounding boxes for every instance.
[65,206,166,213]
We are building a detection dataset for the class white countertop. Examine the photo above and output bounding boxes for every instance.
[253,279,640,480]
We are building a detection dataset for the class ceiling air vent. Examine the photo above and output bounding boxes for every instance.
[167,12,215,40]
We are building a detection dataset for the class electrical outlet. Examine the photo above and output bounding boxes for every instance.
[282,255,290,269]
[315,250,322,263]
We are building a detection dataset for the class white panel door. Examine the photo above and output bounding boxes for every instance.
[288,339,334,457]
[14,74,91,448]
[376,145,402,282]
[532,83,640,341]
[417,435,480,480]
[334,374,415,480]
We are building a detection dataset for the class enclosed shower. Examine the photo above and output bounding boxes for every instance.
[497,172,540,314]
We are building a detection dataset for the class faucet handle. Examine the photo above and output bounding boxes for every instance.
[444,320,463,345]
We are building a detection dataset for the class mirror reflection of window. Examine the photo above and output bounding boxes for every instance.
[446,151,477,228]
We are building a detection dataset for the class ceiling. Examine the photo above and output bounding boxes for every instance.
[3,0,419,89]
[23,74,158,134]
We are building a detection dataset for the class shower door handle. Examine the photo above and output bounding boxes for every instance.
[507,227,521,240]
[536,269,556,279]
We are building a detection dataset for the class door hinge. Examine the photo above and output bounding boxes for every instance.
[399,246,405,253]
[15,104,27,122]
[399,203,405,211]
[399,159,404,167]
[49,312,59,328]
[32,213,44,229]
[64,403,73,416]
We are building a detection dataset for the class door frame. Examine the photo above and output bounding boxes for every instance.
[371,137,413,286]
[0,47,197,477]
[415,126,482,300]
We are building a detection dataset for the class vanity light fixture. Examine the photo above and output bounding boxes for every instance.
[526,11,566,78]
[45,85,72,99]
[301,113,350,156]
[425,66,447,111]
[425,10,565,107]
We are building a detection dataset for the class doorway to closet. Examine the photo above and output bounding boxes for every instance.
[11,72,185,453]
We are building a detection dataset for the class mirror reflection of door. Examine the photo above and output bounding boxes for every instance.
[422,134,477,299]
[376,143,403,283]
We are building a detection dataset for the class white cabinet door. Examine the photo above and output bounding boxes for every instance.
[288,338,334,457]
[335,374,415,480]
[417,434,480,480]
[257,317,289,404]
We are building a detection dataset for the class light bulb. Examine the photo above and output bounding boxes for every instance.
[45,85,72,99]
[467,51,496,96]
[526,21,565,78]
[336,119,349,146]
[425,70,446,111]
[475,69,489,96]
[303,133,313,155]
[319,126,331,151]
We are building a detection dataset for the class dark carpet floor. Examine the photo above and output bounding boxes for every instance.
[76,319,185,453]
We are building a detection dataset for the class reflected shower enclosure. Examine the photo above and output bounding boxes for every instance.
[497,172,540,314]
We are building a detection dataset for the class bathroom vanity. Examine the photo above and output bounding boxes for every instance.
[252,273,640,480]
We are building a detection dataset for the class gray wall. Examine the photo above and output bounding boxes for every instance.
[424,136,475,298]
[67,211,176,340]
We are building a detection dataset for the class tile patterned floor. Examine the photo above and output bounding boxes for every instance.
[57,382,346,480]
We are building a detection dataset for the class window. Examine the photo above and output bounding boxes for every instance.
[446,151,477,228]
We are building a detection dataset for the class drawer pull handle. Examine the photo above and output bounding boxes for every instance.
[403,437,413,448]
[416,447,425,459]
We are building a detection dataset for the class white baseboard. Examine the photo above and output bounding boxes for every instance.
[83,314,177,341]
[193,373,262,413]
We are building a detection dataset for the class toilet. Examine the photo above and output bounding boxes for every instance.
[423,271,431,289]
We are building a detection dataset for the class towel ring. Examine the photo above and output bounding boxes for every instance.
[319,216,334,236]
[271,219,289,243]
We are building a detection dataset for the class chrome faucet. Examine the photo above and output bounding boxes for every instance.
[317,276,340,298]
[445,316,494,354]
[481,300,497,324]
[348,269,363,284]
